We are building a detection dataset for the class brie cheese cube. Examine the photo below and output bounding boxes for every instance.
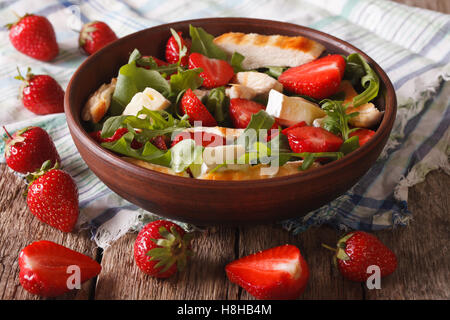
[266,90,326,126]
[122,87,170,117]
[225,84,257,100]
[234,72,283,97]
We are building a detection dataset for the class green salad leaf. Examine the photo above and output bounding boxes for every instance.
[204,86,230,126]
[321,99,359,140]
[339,135,360,155]
[189,25,227,60]
[101,132,171,167]
[263,66,286,79]
[230,52,245,73]
[236,110,276,150]
[169,68,204,100]
[345,53,380,107]
[110,57,171,115]
[170,139,203,173]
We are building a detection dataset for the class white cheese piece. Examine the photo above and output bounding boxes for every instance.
[225,84,257,100]
[122,87,170,117]
[266,89,326,126]
[313,117,326,128]
[233,72,283,97]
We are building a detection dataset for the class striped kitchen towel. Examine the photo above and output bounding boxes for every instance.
[0,0,448,248]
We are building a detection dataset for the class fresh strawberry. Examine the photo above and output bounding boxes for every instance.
[7,14,59,61]
[279,54,346,99]
[15,67,64,115]
[188,53,234,89]
[134,220,193,278]
[171,131,226,148]
[349,128,376,146]
[89,128,128,143]
[286,126,343,153]
[281,121,307,136]
[3,126,60,174]
[229,98,278,129]
[79,21,118,55]
[26,161,79,233]
[19,240,101,297]
[180,88,217,127]
[325,231,397,282]
[165,31,191,66]
[225,244,309,300]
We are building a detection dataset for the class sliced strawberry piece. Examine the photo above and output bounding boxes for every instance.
[150,135,168,150]
[279,54,346,99]
[349,128,375,146]
[188,52,234,89]
[225,244,309,300]
[286,126,343,153]
[19,241,101,297]
[281,121,307,136]
[229,98,278,129]
[165,31,190,66]
[171,131,226,148]
[180,88,217,127]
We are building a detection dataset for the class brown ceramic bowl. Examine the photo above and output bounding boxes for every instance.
[65,18,396,225]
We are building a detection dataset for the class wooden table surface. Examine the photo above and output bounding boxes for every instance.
[1,0,449,300]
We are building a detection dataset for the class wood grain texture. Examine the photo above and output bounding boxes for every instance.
[0,164,99,300]
[0,0,448,301]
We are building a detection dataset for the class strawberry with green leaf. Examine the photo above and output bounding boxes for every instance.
[26,161,79,233]
[79,21,118,55]
[134,220,193,278]
[166,29,191,67]
[3,126,60,174]
[323,231,397,282]
[16,67,65,115]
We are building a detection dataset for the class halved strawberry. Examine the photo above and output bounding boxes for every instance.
[171,131,226,148]
[229,98,278,129]
[286,126,343,153]
[349,128,375,146]
[180,88,217,127]
[19,240,101,297]
[188,52,234,89]
[225,244,309,300]
[281,121,307,136]
[279,54,346,99]
[165,31,190,66]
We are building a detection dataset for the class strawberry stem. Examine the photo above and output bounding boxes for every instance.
[321,243,338,252]
[2,126,13,140]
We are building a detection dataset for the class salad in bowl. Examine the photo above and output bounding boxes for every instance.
[81,25,382,181]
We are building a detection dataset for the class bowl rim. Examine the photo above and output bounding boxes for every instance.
[65,17,397,189]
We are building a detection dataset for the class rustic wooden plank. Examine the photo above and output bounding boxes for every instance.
[0,164,99,300]
[364,170,450,299]
[95,226,239,299]
[393,0,450,13]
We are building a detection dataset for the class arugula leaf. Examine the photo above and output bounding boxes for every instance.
[236,110,276,150]
[128,48,142,64]
[169,68,204,100]
[263,66,286,79]
[321,99,359,140]
[136,55,179,76]
[101,132,171,167]
[204,87,229,126]
[189,25,227,60]
[110,58,171,115]
[339,136,360,155]
[346,53,380,107]
[100,115,130,138]
[230,52,245,73]
[287,151,344,171]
